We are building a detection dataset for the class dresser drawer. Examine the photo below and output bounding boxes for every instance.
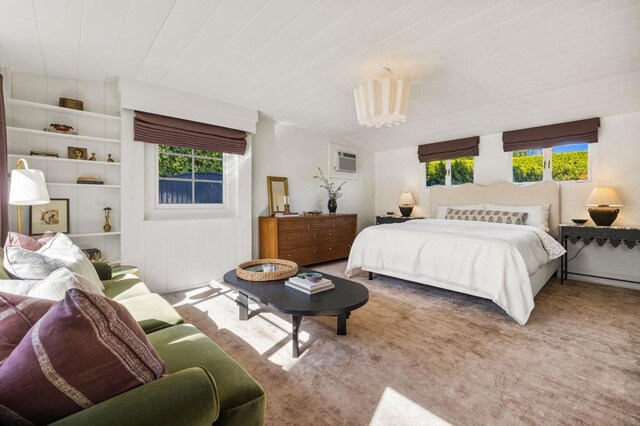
[279,230,323,250]
[308,218,334,229]
[278,219,309,232]
[334,216,356,228]
[321,229,355,244]
[280,246,323,266]
[323,243,353,260]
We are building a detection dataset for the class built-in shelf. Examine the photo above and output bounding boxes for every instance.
[67,232,121,238]
[6,98,121,121]
[8,154,120,166]
[8,127,120,144]
[47,183,121,188]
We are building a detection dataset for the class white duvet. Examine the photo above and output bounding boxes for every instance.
[345,219,565,325]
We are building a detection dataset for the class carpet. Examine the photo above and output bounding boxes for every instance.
[163,260,640,425]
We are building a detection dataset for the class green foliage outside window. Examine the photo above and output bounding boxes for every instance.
[158,145,223,179]
[512,151,588,182]
[451,158,474,185]
[425,157,473,186]
[426,160,446,186]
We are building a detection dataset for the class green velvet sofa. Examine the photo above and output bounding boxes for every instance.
[7,265,266,426]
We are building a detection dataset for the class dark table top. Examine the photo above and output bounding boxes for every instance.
[223,267,369,317]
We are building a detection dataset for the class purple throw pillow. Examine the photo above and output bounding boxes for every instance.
[0,292,54,366]
[4,231,56,251]
[0,288,167,424]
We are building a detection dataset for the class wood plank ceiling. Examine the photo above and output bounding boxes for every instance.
[0,0,638,152]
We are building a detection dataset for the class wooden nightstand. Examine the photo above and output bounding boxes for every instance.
[376,216,425,225]
[559,224,640,285]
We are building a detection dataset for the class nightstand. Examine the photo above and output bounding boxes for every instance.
[376,216,425,225]
[559,224,640,285]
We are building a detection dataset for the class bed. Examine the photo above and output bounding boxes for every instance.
[345,181,565,325]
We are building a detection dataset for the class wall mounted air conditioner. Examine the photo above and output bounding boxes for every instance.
[334,151,357,173]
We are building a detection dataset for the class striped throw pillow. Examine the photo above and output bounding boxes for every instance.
[0,289,166,424]
[0,292,54,367]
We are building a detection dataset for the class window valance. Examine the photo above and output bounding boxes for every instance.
[134,111,247,155]
[417,136,479,163]
[502,117,599,152]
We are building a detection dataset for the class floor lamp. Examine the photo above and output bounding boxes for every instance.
[9,158,50,234]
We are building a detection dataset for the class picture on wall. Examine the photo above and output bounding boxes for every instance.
[29,198,70,236]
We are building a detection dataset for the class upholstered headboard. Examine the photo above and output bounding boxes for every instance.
[429,181,561,238]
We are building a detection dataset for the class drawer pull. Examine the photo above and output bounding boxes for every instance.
[288,237,292,240]
[328,247,332,251]
[288,254,292,258]
[312,234,317,238]
[313,250,316,254]
[329,232,332,236]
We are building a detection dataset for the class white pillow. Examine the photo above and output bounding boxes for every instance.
[37,233,105,290]
[28,268,105,300]
[436,204,485,219]
[3,247,65,280]
[485,203,550,232]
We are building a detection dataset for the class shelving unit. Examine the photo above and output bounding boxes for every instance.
[5,82,122,262]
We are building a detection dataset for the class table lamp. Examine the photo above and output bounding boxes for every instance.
[399,192,416,217]
[585,187,622,226]
[9,158,50,234]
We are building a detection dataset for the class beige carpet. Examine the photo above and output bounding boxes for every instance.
[163,261,640,426]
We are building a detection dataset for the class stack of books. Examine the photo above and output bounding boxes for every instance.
[285,276,335,294]
[77,176,104,185]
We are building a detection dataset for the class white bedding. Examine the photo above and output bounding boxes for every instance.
[345,219,565,325]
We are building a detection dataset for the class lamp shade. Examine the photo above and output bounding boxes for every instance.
[399,192,416,206]
[9,169,50,206]
[585,187,622,207]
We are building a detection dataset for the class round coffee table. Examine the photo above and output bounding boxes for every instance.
[223,267,369,357]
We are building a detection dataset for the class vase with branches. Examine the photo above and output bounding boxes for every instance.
[314,167,347,214]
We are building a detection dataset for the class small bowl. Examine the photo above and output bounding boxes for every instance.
[297,273,323,283]
[571,219,588,225]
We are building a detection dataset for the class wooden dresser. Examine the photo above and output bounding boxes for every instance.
[259,214,357,266]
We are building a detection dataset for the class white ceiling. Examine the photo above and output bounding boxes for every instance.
[1,0,639,152]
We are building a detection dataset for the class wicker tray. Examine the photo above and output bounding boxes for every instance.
[236,259,298,282]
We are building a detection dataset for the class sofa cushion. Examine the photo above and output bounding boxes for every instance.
[148,324,265,426]
[0,292,54,366]
[28,268,105,301]
[5,231,55,251]
[117,293,183,334]
[0,288,167,424]
[102,274,151,301]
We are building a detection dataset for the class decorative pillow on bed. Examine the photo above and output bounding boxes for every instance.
[436,204,484,219]
[445,208,527,225]
[0,288,167,424]
[485,203,550,232]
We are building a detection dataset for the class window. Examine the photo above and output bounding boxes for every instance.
[425,157,474,187]
[511,143,589,183]
[157,145,224,205]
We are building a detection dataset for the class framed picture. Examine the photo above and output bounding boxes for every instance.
[29,198,70,236]
[67,146,87,160]
[30,150,59,158]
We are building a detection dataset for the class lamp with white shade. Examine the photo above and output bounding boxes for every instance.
[585,187,622,226]
[399,192,416,217]
[9,158,50,234]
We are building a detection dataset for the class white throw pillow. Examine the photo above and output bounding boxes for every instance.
[485,203,550,232]
[3,247,65,280]
[28,268,105,300]
[436,204,485,219]
[38,233,105,290]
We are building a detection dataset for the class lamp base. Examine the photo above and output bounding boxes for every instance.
[588,207,619,226]
[399,205,413,218]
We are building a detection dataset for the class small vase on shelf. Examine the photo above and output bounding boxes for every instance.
[103,207,112,232]
[328,198,337,214]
